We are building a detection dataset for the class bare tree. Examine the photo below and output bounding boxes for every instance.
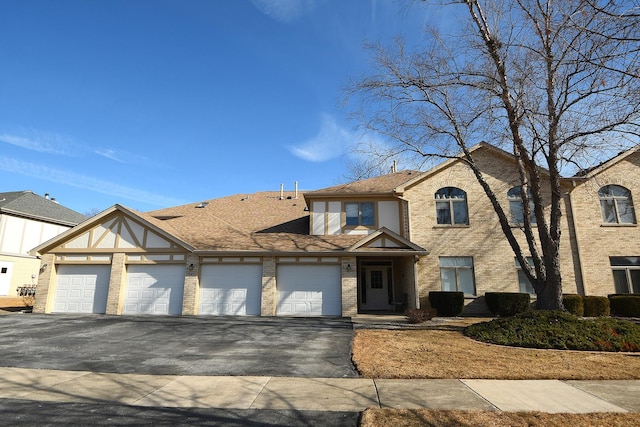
[348,0,640,310]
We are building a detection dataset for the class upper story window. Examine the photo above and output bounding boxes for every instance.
[345,202,375,226]
[507,186,537,225]
[435,187,468,225]
[598,185,636,224]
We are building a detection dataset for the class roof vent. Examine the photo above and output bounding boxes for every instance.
[195,202,209,208]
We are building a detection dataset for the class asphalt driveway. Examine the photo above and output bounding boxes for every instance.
[0,314,358,378]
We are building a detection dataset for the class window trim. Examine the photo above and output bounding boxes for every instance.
[515,257,536,295]
[344,201,376,228]
[610,256,640,294]
[434,187,469,226]
[507,186,537,226]
[439,256,476,296]
[598,185,637,225]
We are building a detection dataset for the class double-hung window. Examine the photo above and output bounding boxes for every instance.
[507,186,537,225]
[439,257,476,295]
[599,185,636,224]
[345,202,375,226]
[515,257,535,294]
[610,257,640,294]
[435,187,468,225]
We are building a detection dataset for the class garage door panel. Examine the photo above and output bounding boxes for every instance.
[276,265,341,317]
[124,265,184,315]
[199,265,262,316]
[53,265,111,314]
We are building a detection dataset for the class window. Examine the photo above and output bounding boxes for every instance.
[345,202,375,226]
[440,257,475,295]
[435,187,468,225]
[610,257,640,294]
[515,257,535,294]
[507,186,537,225]
[599,185,636,224]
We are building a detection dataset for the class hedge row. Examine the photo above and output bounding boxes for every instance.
[485,292,530,317]
[609,295,640,317]
[563,294,610,317]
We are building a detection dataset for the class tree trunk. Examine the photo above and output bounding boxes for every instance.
[534,258,564,311]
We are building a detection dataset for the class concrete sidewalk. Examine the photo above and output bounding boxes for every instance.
[0,367,638,413]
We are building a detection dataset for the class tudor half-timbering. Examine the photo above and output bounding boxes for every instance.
[32,143,640,317]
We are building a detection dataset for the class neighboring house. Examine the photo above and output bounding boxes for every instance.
[0,191,86,305]
[30,143,640,317]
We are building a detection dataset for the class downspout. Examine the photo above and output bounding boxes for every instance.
[567,181,587,296]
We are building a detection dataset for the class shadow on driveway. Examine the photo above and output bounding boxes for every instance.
[0,314,358,378]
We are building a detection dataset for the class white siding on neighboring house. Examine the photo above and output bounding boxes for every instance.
[0,215,69,255]
[378,201,401,234]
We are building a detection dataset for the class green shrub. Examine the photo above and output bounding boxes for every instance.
[428,291,464,317]
[485,292,530,317]
[583,296,610,317]
[609,295,640,317]
[465,310,640,352]
[405,307,437,324]
[563,294,584,316]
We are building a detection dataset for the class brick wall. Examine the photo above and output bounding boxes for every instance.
[33,253,55,313]
[569,152,640,295]
[105,253,125,315]
[261,257,276,315]
[404,149,579,302]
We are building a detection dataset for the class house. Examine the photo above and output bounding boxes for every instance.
[30,143,640,317]
[0,191,86,307]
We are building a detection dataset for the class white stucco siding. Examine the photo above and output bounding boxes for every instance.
[328,202,341,235]
[378,201,401,234]
[311,201,326,235]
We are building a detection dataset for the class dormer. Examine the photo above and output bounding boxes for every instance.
[304,171,420,237]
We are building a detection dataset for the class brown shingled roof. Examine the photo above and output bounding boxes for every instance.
[305,171,422,196]
[147,191,362,253]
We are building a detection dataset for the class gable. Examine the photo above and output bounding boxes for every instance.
[54,213,181,252]
[31,205,194,256]
[347,227,427,254]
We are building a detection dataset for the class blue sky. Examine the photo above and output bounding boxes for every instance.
[0,0,442,214]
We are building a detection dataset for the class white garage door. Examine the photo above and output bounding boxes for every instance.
[276,264,341,316]
[124,265,184,315]
[199,264,262,315]
[53,265,110,314]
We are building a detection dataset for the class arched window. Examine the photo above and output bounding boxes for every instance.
[507,186,537,225]
[599,185,636,224]
[434,187,468,225]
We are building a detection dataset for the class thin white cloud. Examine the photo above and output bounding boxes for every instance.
[288,114,352,162]
[0,131,78,156]
[94,147,151,165]
[95,148,127,163]
[0,156,185,207]
[250,0,318,23]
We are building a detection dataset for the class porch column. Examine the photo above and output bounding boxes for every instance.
[33,254,55,314]
[341,256,357,317]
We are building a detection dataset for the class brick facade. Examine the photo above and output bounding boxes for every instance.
[567,151,640,296]
[404,149,579,305]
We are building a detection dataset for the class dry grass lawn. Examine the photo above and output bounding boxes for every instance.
[352,319,640,380]
[354,318,640,426]
[360,409,640,427]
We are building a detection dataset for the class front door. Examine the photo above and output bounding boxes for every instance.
[360,265,393,311]
[0,262,12,296]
